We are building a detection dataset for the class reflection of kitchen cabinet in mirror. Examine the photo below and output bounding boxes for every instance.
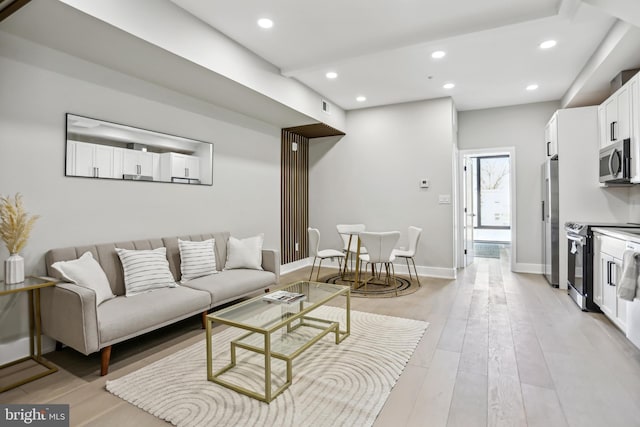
[65,114,213,185]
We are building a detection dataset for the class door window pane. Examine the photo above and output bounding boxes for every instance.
[478,156,510,228]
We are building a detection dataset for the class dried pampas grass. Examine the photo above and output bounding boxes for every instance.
[0,193,39,254]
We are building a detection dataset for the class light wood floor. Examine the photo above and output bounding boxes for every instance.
[4,251,640,426]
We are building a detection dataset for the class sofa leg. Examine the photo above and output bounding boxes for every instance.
[101,346,112,376]
[201,311,208,329]
[55,341,63,351]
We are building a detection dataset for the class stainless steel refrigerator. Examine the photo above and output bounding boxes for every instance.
[541,158,559,287]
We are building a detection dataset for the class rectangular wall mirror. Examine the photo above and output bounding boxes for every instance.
[65,113,213,185]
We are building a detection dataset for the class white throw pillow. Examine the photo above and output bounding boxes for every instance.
[224,234,264,270]
[51,251,115,306]
[178,238,217,283]
[115,247,178,297]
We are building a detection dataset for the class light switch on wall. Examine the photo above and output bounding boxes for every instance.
[438,194,451,204]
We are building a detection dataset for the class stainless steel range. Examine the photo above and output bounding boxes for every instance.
[565,221,640,311]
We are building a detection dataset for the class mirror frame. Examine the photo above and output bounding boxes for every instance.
[65,113,213,186]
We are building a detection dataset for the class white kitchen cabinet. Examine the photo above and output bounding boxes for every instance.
[594,233,628,331]
[160,153,200,181]
[123,149,154,177]
[66,141,114,178]
[599,79,632,149]
[544,113,558,158]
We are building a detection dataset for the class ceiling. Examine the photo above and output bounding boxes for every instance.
[170,0,629,111]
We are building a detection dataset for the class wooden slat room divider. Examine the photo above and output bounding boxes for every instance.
[281,130,309,264]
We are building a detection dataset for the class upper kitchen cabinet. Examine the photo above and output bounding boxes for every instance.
[66,141,115,179]
[545,113,558,158]
[599,73,636,149]
[123,149,154,178]
[159,152,201,183]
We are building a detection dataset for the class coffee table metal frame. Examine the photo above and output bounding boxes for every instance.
[205,281,350,403]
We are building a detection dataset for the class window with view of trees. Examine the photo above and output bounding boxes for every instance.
[472,155,510,229]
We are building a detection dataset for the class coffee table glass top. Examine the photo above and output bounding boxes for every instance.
[209,281,348,331]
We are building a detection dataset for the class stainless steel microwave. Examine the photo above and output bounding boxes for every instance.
[599,138,631,184]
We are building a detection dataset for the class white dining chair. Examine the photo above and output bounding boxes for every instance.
[336,224,368,274]
[358,231,401,295]
[392,226,422,286]
[308,228,345,281]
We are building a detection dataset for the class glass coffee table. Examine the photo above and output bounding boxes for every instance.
[205,281,350,403]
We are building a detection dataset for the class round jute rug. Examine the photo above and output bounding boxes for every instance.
[319,273,419,298]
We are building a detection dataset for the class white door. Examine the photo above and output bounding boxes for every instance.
[463,157,475,266]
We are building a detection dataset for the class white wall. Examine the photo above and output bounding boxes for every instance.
[458,101,560,270]
[0,38,280,355]
[556,107,629,289]
[309,98,456,277]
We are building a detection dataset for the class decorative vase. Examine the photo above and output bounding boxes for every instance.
[4,253,24,284]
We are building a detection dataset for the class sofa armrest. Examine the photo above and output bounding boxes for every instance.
[40,282,99,355]
[261,249,280,283]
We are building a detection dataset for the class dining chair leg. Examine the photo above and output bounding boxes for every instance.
[411,257,420,286]
[384,263,390,286]
[316,258,323,281]
[309,256,317,281]
[405,258,413,280]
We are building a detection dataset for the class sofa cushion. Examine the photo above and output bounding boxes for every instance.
[182,269,275,305]
[50,251,116,306]
[224,234,264,271]
[97,287,210,345]
[179,238,217,283]
[115,247,178,296]
[163,232,230,281]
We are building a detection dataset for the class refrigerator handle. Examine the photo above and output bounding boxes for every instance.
[541,200,545,221]
[546,142,551,156]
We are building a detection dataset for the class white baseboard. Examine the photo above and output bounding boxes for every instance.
[280,258,311,275]
[0,336,55,365]
[513,263,544,274]
[281,257,456,280]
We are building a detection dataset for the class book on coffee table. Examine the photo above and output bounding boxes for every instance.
[263,290,306,304]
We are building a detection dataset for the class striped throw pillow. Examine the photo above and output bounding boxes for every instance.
[178,238,217,283]
[115,247,178,297]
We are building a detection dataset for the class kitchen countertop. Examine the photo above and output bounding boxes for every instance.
[592,227,640,243]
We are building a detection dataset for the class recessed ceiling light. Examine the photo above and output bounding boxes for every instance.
[356,96,367,102]
[443,83,455,89]
[257,18,273,29]
[326,71,338,79]
[431,50,446,59]
[539,40,557,49]
[526,84,539,91]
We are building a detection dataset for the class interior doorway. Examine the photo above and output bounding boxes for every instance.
[459,148,516,270]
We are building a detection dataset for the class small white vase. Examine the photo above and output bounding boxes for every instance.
[4,253,25,284]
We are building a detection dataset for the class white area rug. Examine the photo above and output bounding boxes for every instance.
[106,306,428,427]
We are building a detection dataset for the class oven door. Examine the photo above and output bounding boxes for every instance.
[567,233,587,308]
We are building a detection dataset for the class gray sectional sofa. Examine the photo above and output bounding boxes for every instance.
[42,232,279,375]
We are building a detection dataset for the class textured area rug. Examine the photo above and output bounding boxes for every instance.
[321,274,419,298]
[106,306,427,427]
